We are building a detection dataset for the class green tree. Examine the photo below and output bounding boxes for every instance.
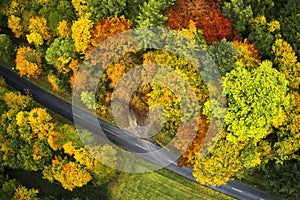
[38,0,75,34]
[207,39,237,76]
[222,0,274,34]
[223,61,289,142]
[0,34,15,67]
[222,0,253,34]
[279,0,300,58]
[123,0,146,24]
[45,37,76,73]
[249,25,275,58]
[135,0,175,28]
[265,160,300,200]
[86,0,126,23]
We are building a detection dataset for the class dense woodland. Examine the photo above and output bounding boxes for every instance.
[0,0,300,199]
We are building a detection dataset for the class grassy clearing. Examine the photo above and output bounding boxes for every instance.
[7,167,233,200]
[108,168,233,200]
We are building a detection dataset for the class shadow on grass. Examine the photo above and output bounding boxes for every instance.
[5,168,111,200]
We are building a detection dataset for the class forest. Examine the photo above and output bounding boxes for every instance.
[0,0,300,199]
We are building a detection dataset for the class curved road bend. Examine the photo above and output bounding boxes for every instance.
[0,66,272,200]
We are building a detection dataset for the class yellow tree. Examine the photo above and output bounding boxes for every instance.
[272,38,297,71]
[193,133,266,186]
[43,156,92,191]
[3,91,32,111]
[71,0,88,17]
[232,39,261,68]
[56,20,70,38]
[271,39,300,91]
[7,15,24,38]
[15,46,42,78]
[26,15,52,46]
[13,186,39,200]
[71,16,93,54]
[274,92,300,163]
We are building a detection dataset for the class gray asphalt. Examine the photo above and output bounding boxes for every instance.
[0,66,272,200]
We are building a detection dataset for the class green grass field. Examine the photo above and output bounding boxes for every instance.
[108,168,233,200]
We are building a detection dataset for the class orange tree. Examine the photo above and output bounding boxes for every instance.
[15,46,42,79]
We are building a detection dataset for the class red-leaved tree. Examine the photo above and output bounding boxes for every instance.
[165,0,236,45]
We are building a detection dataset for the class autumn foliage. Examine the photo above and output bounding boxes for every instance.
[232,39,261,68]
[71,16,93,54]
[26,15,52,46]
[15,46,42,79]
[165,0,235,44]
[2,0,300,195]
[91,15,132,47]
[175,114,208,167]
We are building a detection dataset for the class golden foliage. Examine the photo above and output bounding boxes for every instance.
[43,156,92,191]
[63,141,76,156]
[36,0,50,5]
[8,15,24,38]
[232,39,261,68]
[47,132,61,151]
[249,15,267,31]
[68,59,81,87]
[106,62,126,88]
[71,17,93,54]
[27,108,53,138]
[91,16,132,46]
[68,59,80,73]
[26,32,44,46]
[27,15,51,46]
[268,20,280,33]
[275,133,300,162]
[193,136,257,186]
[13,185,39,200]
[57,20,70,38]
[55,56,72,74]
[272,38,297,71]
[15,46,42,78]
[3,91,32,111]
[15,108,54,142]
[74,147,95,170]
[72,0,87,17]
[47,74,62,93]
[5,0,23,16]
[32,141,46,161]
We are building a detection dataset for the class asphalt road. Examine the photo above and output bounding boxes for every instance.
[0,66,272,200]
